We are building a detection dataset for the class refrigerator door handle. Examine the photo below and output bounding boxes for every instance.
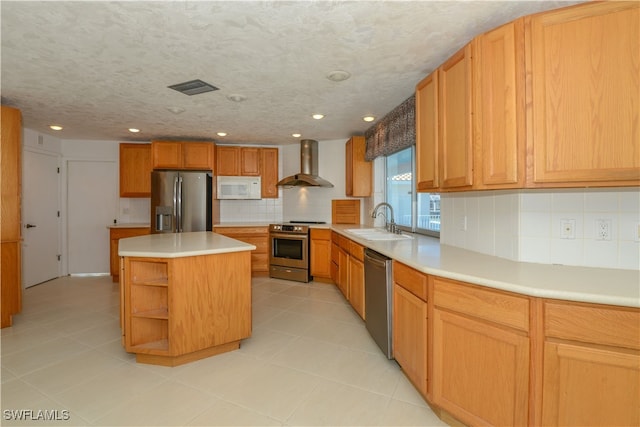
[173,176,179,232]
[177,176,183,232]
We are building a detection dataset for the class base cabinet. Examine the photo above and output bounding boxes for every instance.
[109,227,150,282]
[431,277,530,426]
[348,242,365,320]
[213,226,268,274]
[540,300,640,426]
[310,229,331,280]
[122,251,252,366]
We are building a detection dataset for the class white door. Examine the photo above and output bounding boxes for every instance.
[67,160,117,274]
[22,149,61,287]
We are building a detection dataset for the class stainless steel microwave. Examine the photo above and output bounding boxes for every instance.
[216,176,261,200]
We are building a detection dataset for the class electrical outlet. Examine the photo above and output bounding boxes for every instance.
[459,215,467,231]
[596,218,612,241]
[636,223,640,242]
[560,219,576,239]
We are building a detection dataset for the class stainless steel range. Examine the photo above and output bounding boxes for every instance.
[268,221,325,283]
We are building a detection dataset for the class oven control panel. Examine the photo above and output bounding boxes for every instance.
[269,224,309,234]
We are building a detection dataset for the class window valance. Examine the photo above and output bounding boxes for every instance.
[364,94,415,161]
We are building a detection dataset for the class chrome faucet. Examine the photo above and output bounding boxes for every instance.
[371,202,399,233]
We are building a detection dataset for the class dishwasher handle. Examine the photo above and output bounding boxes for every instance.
[364,248,390,268]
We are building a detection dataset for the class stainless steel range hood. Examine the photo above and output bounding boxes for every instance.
[277,139,334,188]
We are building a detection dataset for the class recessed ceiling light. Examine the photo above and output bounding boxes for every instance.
[312,114,325,120]
[167,106,185,114]
[226,94,247,102]
[363,116,375,122]
[326,70,351,82]
[292,133,301,138]
[49,125,63,131]
[217,132,227,137]
[128,128,140,133]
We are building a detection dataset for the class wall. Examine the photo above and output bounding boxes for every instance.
[440,188,640,270]
[281,139,368,224]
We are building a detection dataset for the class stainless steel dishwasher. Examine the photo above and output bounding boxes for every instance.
[364,248,393,359]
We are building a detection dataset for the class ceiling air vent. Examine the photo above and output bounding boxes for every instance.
[168,79,219,96]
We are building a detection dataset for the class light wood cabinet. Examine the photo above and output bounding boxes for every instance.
[260,148,279,198]
[540,300,640,426]
[119,143,152,197]
[439,44,473,190]
[213,226,268,275]
[216,146,279,198]
[1,106,22,328]
[432,277,530,426]
[348,241,365,320]
[151,141,214,171]
[392,262,428,397]
[109,227,150,282]
[526,2,640,187]
[345,136,372,197]
[330,231,340,284]
[337,238,350,299]
[216,146,261,176]
[473,19,526,189]
[122,250,252,366]
[310,228,331,280]
[415,72,439,191]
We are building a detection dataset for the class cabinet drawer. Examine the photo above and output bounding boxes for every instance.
[214,226,268,235]
[338,235,350,250]
[545,300,640,350]
[311,228,331,240]
[393,261,427,302]
[110,227,150,240]
[349,241,364,262]
[433,277,529,332]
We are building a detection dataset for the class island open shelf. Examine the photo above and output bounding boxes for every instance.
[119,232,255,366]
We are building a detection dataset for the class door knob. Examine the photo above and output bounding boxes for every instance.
[25,224,36,228]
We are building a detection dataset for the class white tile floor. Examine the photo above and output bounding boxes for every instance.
[1,275,447,426]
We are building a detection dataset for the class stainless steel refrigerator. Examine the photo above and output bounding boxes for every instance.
[151,171,212,233]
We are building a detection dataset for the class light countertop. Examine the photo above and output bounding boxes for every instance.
[331,224,640,308]
[118,231,256,258]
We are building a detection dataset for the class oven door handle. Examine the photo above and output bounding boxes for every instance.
[271,233,307,240]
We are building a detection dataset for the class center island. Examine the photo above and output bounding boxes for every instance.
[118,231,256,366]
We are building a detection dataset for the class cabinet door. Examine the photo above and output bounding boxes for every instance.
[439,44,473,189]
[348,256,365,319]
[345,136,371,197]
[216,146,240,176]
[338,248,349,299]
[416,72,439,191]
[1,106,22,241]
[152,141,182,169]
[119,144,152,197]
[310,230,331,279]
[260,148,279,198]
[432,308,529,426]
[393,284,427,396]
[542,341,640,426]
[182,142,213,170]
[473,20,525,189]
[527,2,640,186]
[240,147,260,176]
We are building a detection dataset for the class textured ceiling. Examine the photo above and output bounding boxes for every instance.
[1,1,580,145]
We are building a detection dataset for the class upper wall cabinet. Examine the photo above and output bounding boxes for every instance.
[216,146,279,198]
[416,72,439,191]
[439,44,473,190]
[415,2,639,192]
[120,143,151,197]
[473,19,526,189]
[526,2,639,187]
[345,136,372,197]
[151,141,214,171]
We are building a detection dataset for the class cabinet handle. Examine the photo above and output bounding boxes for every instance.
[25,224,37,229]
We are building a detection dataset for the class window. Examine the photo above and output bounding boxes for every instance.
[385,147,440,237]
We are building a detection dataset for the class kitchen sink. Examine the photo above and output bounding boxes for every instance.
[345,228,413,241]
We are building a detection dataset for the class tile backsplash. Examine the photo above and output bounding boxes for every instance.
[219,197,284,223]
[440,188,640,270]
